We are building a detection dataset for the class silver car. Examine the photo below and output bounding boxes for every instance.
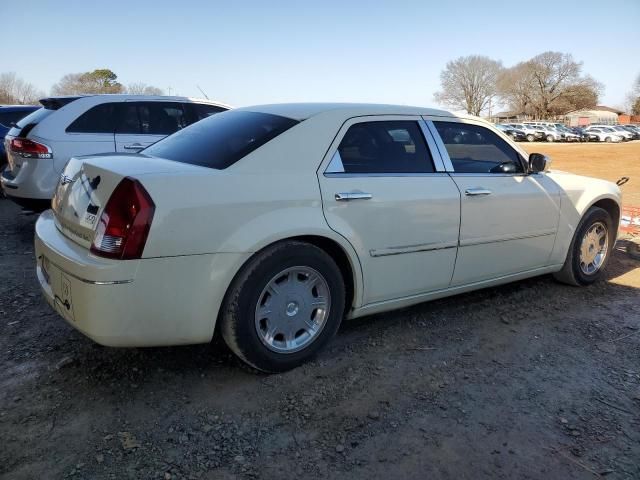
[1,95,230,210]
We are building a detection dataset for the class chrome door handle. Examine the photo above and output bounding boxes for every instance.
[465,188,492,196]
[335,192,373,201]
[124,144,145,150]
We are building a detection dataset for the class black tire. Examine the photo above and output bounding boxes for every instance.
[526,134,535,142]
[220,240,346,373]
[605,136,611,143]
[546,135,554,142]
[553,207,614,286]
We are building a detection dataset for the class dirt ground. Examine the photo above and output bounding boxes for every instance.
[524,141,640,205]
[1,143,639,479]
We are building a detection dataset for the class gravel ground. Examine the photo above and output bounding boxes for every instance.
[1,197,639,480]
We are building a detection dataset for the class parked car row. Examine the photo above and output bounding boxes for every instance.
[495,121,640,143]
[584,124,640,142]
[1,95,230,210]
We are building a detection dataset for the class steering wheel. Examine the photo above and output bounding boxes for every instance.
[489,162,517,174]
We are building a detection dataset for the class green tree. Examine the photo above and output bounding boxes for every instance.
[51,69,123,95]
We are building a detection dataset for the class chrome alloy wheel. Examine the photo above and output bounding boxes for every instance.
[254,266,331,354]
[579,222,609,275]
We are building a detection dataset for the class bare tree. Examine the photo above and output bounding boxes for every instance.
[434,55,503,116]
[51,69,123,95]
[0,72,44,104]
[499,52,601,118]
[497,62,536,116]
[626,74,640,115]
[126,82,164,95]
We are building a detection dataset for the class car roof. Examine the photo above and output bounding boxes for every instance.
[235,102,457,121]
[0,105,39,110]
[38,94,231,110]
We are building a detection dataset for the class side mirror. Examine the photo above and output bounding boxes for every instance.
[528,153,550,173]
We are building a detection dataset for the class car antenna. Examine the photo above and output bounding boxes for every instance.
[196,85,209,100]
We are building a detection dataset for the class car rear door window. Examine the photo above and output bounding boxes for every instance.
[66,103,119,133]
[115,102,188,135]
[138,102,187,135]
[433,121,524,174]
[116,104,141,134]
[336,121,434,174]
[143,110,299,169]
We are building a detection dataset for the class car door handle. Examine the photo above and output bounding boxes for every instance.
[124,143,145,150]
[465,188,492,196]
[335,192,373,201]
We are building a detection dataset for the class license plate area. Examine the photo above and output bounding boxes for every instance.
[40,255,75,322]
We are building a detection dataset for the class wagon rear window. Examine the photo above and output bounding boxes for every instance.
[143,110,299,169]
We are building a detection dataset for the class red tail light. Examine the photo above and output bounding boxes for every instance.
[10,138,53,158]
[90,178,155,260]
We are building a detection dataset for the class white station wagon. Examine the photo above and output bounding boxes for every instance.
[35,104,622,372]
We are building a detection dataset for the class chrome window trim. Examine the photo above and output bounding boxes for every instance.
[448,172,529,178]
[418,120,446,172]
[325,150,345,173]
[324,172,452,178]
[423,119,454,171]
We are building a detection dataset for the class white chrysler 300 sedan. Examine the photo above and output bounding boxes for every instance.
[35,104,622,372]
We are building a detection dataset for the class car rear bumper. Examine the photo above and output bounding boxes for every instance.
[35,210,248,347]
[1,156,59,201]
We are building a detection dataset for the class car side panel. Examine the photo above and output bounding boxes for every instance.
[138,170,366,308]
[545,171,622,265]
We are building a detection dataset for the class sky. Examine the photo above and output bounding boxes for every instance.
[2,0,639,110]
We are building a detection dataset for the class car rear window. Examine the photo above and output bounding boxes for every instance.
[9,108,53,138]
[67,103,119,133]
[143,110,299,169]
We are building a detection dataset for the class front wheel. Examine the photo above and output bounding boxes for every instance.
[604,136,611,143]
[553,207,614,286]
[526,134,535,142]
[220,241,346,372]
[546,135,555,142]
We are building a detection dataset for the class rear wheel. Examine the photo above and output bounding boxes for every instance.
[553,207,614,286]
[220,241,346,372]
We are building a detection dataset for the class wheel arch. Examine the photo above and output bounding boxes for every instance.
[217,233,364,331]
[590,197,621,232]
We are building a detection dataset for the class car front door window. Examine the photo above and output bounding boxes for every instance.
[433,121,524,174]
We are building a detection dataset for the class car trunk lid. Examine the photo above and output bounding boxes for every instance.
[52,154,201,249]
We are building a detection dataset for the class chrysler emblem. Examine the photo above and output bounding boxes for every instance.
[60,174,74,185]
